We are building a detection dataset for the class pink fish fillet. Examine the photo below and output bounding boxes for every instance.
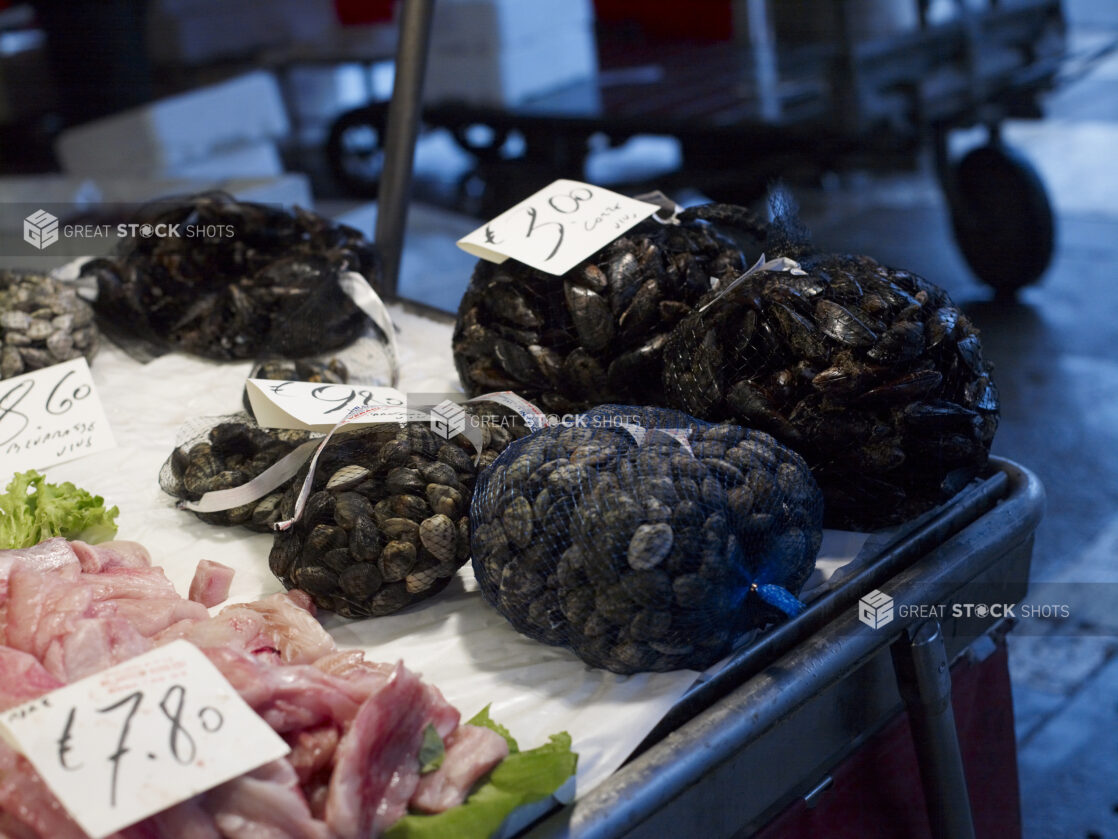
[325,662,460,839]
[188,559,235,608]
[0,741,87,839]
[70,540,152,573]
[410,724,511,813]
[206,759,331,839]
[0,646,63,711]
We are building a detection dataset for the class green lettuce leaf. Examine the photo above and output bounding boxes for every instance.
[419,724,446,774]
[385,712,577,839]
[467,704,518,754]
[0,470,119,549]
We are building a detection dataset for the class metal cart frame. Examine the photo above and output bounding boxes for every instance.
[524,457,1043,838]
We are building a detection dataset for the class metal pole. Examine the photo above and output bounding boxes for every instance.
[891,620,977,839]
[374,0,436,298]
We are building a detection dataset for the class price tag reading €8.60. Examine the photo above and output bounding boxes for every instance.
[457,179,660,276]
[0,641,289,838]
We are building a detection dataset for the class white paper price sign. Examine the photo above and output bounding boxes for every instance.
[0,641,289,838]
[245,378,410,431]
[457,179,660,275]
[0,357,115,472]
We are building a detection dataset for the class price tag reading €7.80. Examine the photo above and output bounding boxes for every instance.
[0,641,289,838]
[457,179,660,276]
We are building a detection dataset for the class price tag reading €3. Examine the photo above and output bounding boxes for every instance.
[0,641,289,838]
[457,179,660,276]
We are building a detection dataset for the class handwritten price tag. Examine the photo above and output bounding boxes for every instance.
[457,179,659,276]
[0,641,289,838]
[0,357,115,472]
[245,378,410,431]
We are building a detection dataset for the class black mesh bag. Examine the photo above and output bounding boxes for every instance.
[470,404,824,674]
[268,405,532,618]
[452,205,773,414]
[159,414,316,531]
[82,192,383,362]
[661,197,999,530]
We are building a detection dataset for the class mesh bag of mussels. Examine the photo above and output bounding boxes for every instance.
[82,192,383,362]
[661,201,999,530]
[470,405,824,674]
[159,415,316,531]
[268,404,531,618]
[452,205,760,413]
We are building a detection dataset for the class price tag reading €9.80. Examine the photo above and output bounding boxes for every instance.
[457,179,660,276]
[0,641,289,838]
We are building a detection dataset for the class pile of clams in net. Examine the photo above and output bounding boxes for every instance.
[269,404,531,618]
[159,417,316,532]
[1,270,98,379]
[81,192,381,361]
[453,202,998,531]
[470,405,824,674]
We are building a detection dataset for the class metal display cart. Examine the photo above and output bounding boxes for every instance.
[353,0,1067,298]
[523,456,1044,838]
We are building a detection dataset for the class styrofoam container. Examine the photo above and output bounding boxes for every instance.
[162,140,285,180]
[147,0,336,65]
[54,71,289,177]
[424,23,598,106]
[428,0,593,53]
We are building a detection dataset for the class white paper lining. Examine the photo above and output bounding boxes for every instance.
[33,302,872,802]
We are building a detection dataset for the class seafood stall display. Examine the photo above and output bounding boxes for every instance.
[0,230,1034,837]
[0,270,99,379]
[79,192,383,364]
[471,405,823,674]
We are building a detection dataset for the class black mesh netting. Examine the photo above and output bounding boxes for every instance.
[82,191,384,362]
[268,403,533,618]
[454,195,999,531]
[452,205,763,413]
[661,232,999,531]
[470,405,824,674]
[159,414,316,531]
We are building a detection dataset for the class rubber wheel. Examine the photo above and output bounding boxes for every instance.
[948,142,1055,295]
[325,104,390,197]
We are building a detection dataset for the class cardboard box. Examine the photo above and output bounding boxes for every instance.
[54,71,289,177]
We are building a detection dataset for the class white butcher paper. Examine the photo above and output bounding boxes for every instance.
[34,299,869,803]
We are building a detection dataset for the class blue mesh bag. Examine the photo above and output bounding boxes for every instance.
[470,404,824,674]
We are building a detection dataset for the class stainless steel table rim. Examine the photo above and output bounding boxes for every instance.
[525,457,1043,838]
